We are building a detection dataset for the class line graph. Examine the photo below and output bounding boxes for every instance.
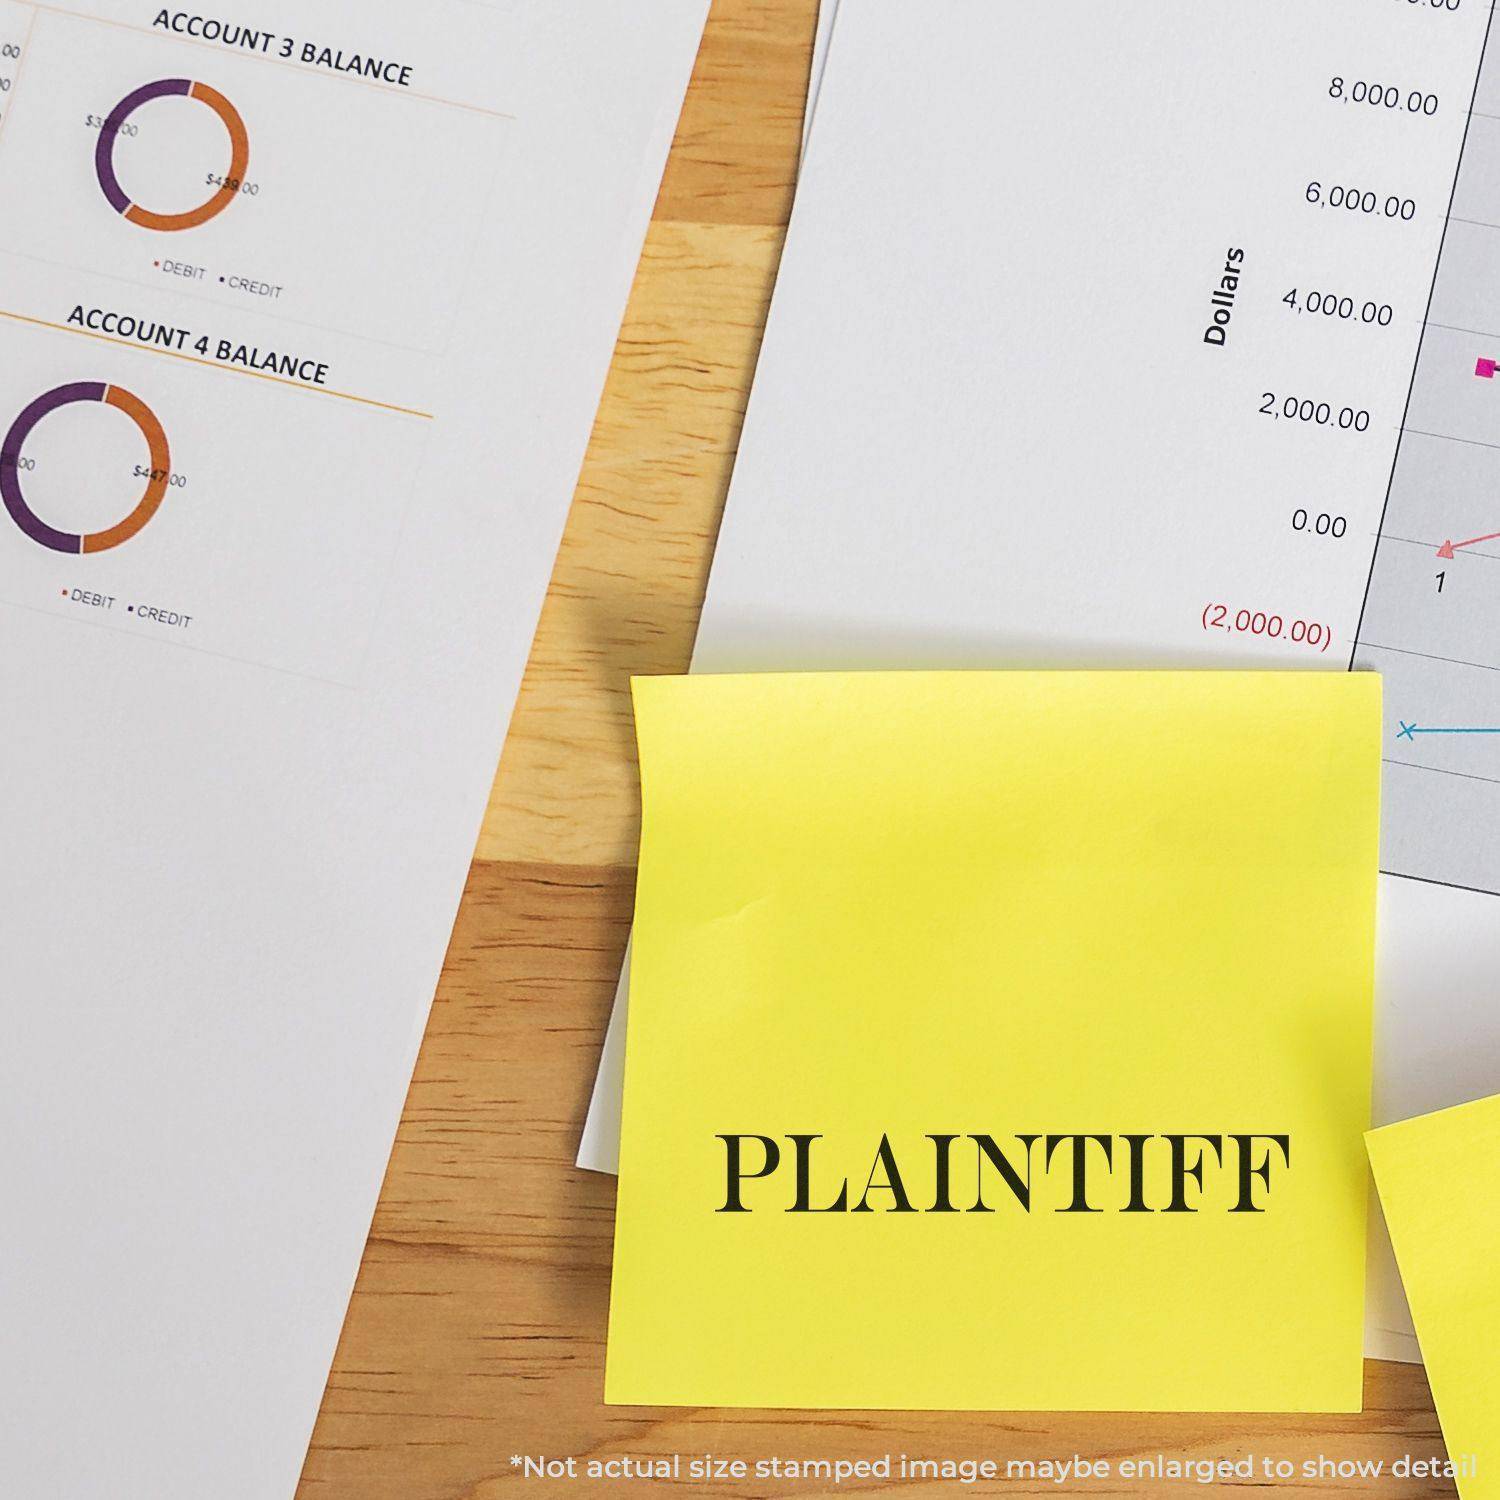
[1354,43,1500,896]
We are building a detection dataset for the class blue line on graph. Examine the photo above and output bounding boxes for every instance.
[1397,721,1500,741]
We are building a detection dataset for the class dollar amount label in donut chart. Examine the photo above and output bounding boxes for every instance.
[95,78,250,232]
[1,383,172,554]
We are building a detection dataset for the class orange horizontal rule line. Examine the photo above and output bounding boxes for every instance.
[0,309,435,420]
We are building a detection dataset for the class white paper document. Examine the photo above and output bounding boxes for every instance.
[580,0,1500,1363]
[802,0,838,160]
[0,1,706,1494]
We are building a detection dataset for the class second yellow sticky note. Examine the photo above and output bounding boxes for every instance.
[1368,1094,1500,1498]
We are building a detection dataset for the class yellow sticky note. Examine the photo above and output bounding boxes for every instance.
[607,672,1381,1412]
[1367,1096,1500,1495]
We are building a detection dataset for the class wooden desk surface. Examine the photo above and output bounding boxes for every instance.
[297,4,1454,1495]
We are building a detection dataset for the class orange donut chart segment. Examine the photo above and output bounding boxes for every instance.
[98,78,250,233]
[81,386,172,554]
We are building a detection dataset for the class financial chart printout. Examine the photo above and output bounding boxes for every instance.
[0,0,514,681]
[1355,37,1500,898]
[582,0,1500,1359]
[0,2,708,1497]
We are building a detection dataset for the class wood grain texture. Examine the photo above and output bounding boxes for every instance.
[475,218,783,869]
[298,2,1455,1494]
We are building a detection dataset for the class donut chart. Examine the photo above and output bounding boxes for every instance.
[1,383,171,554]
[95,78,249,232]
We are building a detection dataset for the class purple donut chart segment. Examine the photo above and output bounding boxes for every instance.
[1,383,172,555]
[94,77,250,232]
[1,384,107,553]
[95,79,191,215]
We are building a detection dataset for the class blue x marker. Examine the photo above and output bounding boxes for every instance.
[1397,722,1500,741]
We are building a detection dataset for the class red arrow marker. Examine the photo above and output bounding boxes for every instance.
[1437,531,1500,559]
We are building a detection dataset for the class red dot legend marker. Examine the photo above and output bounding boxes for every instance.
[1476,357,1497,380]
